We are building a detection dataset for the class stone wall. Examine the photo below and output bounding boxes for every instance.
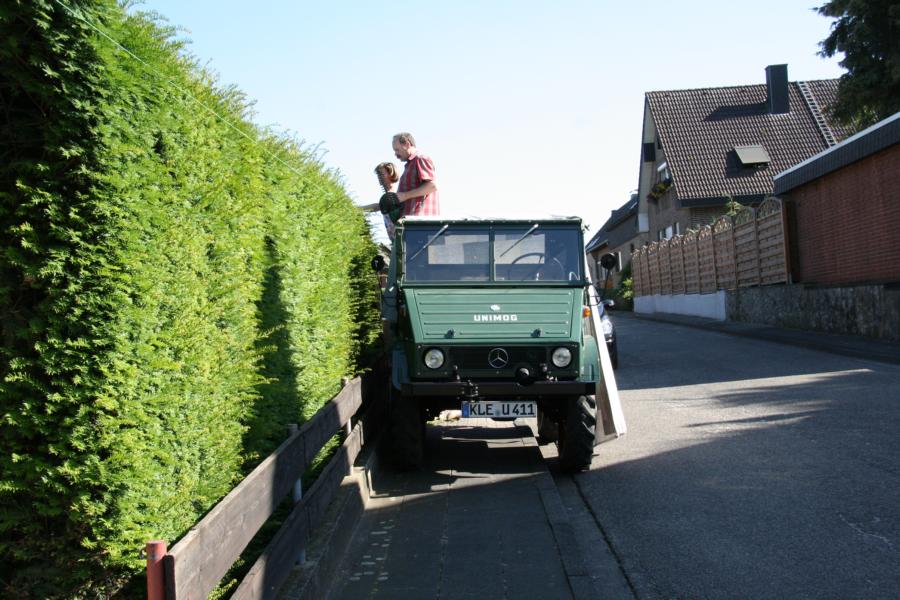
[726,283,900,341]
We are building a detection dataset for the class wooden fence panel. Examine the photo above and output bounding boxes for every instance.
[757,197,789,285]
[734,207,759,287]
[658,239,672,295]
[697,225,716,293]
[713,216,736,290]
[231,389,385,600]
[647,242,660,295]
[164,379,363,600]
[631,249,644,296]
[669,235,685,294]
[683,230,700,294]
[641,246,651,296]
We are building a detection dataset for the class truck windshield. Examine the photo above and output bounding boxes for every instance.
[404,227,491,281]
[495,227,582,282]
[403,225,583,283]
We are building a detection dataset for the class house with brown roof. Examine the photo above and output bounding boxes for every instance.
[585,193,646,288]
[635,65,852,246]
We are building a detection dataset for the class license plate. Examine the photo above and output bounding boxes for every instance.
[461,401,536,418]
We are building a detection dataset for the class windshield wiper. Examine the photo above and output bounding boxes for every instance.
[408,224,450,261]
[498,223,540,258]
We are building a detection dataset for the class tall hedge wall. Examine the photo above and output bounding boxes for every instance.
[0,1,380,596]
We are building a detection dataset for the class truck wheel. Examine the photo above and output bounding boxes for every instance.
[389,386,424,470]
[558,395,596,472]
[537,408,559,443]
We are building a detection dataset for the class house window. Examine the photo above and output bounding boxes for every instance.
[674,222,681,236]
[656,162,672,185]
[665,225,673,239]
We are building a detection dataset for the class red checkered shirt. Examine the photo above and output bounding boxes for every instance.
[398,153,440,217]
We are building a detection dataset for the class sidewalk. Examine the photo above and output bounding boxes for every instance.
[624,311,900,366]
[320,420,631,600]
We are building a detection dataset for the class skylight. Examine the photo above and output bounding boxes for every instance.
[734,144,770,166]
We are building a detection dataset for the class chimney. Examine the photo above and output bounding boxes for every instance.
[765,64,789,114]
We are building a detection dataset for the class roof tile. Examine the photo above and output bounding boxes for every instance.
[647,80,848,202]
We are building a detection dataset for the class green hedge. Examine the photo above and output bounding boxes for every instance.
[0,1,380,596]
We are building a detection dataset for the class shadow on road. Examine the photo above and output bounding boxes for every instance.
[579,317,900,599]
[328,421,575,600]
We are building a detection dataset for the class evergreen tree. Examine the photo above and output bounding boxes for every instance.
[817,0,900,130]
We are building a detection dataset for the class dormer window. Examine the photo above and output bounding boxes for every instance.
[734,144,770,167]
[656,161,672,184]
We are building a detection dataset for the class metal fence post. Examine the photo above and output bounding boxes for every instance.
[287,423,305,565]
[146,540,167,600]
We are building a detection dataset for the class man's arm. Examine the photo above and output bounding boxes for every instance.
[398,180,436,202]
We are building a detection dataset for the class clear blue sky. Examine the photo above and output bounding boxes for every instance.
[134,0,844,242]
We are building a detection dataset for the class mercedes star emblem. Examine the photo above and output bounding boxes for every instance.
[488,347,509,369]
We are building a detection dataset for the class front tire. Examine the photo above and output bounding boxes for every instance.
[557,395,596,472]
[389,386,424,470]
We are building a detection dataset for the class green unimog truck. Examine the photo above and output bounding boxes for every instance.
[378,216,625,471]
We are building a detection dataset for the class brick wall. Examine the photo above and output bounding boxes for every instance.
[787,143,900,285]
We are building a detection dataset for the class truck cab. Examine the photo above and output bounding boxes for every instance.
[380,216,619,471]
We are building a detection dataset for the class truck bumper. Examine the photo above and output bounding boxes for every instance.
[402,380,596,398]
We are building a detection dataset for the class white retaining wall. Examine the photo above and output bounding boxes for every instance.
[634,291,727,321]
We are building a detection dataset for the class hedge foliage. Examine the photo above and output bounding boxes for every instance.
[0,1,381,596]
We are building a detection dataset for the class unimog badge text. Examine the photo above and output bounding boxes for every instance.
[473,314,519,322]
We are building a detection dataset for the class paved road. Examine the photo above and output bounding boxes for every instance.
[328,419,627,600]
[577,314,900,599]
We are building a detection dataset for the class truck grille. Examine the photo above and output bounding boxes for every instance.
[451,346,547,370]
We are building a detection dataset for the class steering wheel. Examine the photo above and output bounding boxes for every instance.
[509,252,566,280]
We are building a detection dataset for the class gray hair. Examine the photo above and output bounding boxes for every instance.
[392,132,416,146]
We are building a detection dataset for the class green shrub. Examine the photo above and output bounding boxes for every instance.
[0,1,380,596]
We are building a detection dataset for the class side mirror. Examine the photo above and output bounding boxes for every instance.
[602,299,615,309]
[600,253,617,271]
[371,255,386,272]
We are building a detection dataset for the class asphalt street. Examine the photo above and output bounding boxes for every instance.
[576,313,900,599]
[327,420,598,600]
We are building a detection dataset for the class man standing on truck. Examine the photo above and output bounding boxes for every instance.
[362,132,440,238]
[390,132,440,218]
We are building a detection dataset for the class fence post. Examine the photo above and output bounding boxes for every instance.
[341,378,353,437]
[287,423,306,565]
[146,540,167,600]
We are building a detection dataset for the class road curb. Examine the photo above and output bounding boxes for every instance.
[522,432,604,600]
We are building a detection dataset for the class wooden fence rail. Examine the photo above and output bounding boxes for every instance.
[148,370,385,600]
[631,197,789,297]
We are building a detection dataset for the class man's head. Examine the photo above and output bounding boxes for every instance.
[392,132,416,162]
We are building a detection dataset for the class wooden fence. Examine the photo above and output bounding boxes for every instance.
[632,197,789,296]
[146,369,386,600]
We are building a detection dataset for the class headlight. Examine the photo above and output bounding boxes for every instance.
[601,317,614,336]
[551,347,572,368]
[423,348,445,369]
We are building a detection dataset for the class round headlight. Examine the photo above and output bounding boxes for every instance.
[551,347,572,368]
[424,348,445,369]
